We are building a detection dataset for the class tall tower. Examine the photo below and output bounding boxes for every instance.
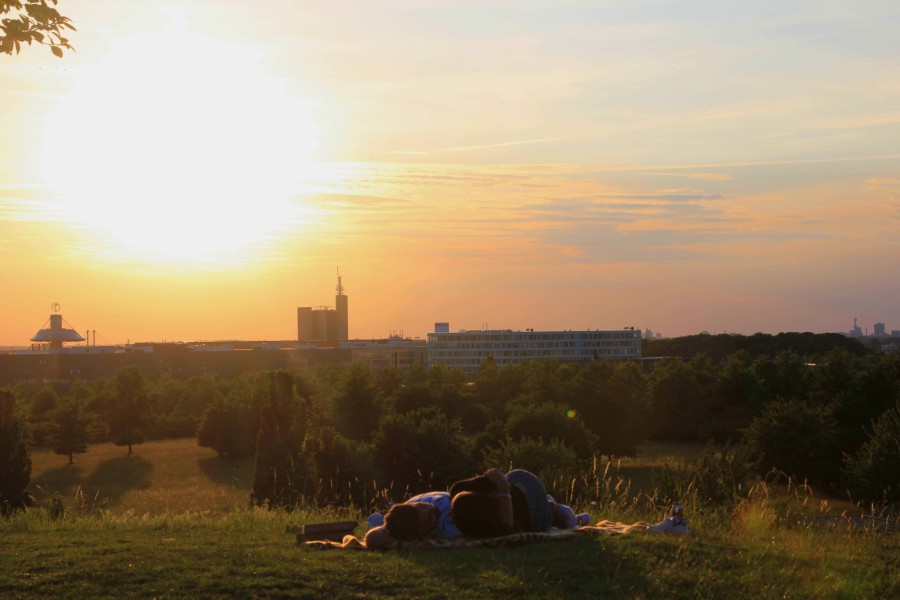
[335,268,349,341]
[297,271,349,343]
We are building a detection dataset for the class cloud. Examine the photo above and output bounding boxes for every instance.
[645,172,733,181]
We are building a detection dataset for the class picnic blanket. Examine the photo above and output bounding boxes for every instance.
[301,520,650,550]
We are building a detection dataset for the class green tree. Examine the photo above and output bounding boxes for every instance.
[1,0,74,56]
[196,378,262,460]
[109,366,152,455]
[575,361,648,458]
[647,357,711,442]
[832,355,898,455]
[0,389,31,514]
[50,395,92,464]
[810,348,858,405]
[371,407,475,494]
[328,364,383,442]
[251,371,312,508]
[504,397,597,458]
[743,399,840,485]
[302,425,374,506]
[843,402,900,505]
[708,351,764,441]
[752,350,811,405]
[28,384,59,446]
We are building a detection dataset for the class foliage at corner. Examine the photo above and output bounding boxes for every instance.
[0,0,74,57]
[0,389,32,514]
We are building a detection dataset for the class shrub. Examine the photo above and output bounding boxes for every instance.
[481,436,581,489]
[743,398,840,485]
[371,407,475,495]
[504,399,597,458]
[843,402,900,506]
[303,425,375,506]
[46,493,66,521]
[654,443,761,507]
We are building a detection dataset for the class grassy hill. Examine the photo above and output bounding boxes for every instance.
[1,439,897,599]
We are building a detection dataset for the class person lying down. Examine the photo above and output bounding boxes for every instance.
[364,468,590,549]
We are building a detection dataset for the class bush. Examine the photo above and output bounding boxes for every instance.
[743,399,841,485]
[654,443,761,507]
[504,399,597,458]
[843,402,900,506]
[481,437,581,489]
[371,407,475,495]
[197,394,261,459]
[303,425,375,506]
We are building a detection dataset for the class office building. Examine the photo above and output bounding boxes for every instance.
[427,325,642,375]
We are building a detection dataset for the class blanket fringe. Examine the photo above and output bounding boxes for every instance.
[301,521,647,550]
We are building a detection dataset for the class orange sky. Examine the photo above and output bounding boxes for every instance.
[2,1,899,346]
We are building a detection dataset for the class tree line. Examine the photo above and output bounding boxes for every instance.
[2,342,899,514]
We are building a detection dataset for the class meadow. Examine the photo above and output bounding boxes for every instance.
[1,439,897,599]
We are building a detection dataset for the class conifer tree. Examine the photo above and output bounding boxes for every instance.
[251,372,311,508]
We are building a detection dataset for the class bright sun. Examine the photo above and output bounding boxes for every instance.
[40,21,319,263]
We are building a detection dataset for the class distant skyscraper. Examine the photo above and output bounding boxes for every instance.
[297,270,349,344]
[874,322,886,337]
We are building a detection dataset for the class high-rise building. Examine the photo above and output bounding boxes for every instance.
[297,271,349,344]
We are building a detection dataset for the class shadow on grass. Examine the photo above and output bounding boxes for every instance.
[29,463,85,499]
[354,536,656,598]
[83,456,154,506]
[197,456,255,490]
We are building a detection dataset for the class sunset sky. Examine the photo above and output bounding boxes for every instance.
[2,0,899,346]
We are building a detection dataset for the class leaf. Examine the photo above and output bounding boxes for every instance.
[50,43,61,57]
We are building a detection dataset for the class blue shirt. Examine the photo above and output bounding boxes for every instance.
[407,491,463,539]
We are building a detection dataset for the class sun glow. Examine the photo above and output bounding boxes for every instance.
[40,21,319,262]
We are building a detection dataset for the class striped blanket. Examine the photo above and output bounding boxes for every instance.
[301,520,649,550]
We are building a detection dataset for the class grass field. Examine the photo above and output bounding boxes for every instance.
[2,439,898,599]
[27,439,257,517]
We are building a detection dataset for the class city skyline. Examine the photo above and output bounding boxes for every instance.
[2,1,899,346]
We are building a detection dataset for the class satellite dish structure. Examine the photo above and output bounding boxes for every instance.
[32,303,85,350]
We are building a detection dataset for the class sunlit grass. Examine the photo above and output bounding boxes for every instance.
[29,438,255,516]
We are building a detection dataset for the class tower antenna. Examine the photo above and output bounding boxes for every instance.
[336,267,344,296]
